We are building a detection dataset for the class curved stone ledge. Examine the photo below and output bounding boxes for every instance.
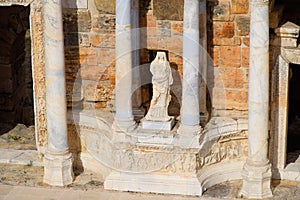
[198,159,246,192]
[201,117,248,143]
[68,111,249,196]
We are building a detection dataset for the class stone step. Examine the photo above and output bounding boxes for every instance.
[0,149,42,167]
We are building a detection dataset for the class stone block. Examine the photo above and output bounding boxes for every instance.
[98,48,115,67]
[212,37,241,46]
[213,22,235,38]
[63,10,91,33]
[243,37,250,47]
[210,46,220,67]
[215,68,245,89]
[79,47,97,66]
[92,14,115,34]
[136,131,175,145]
[232,0,249,14]
[90,34,112,47]
[219,46,241,67]
[62,0,87,9]
[145,11,156,28]
[104,172,203,196]
[80,66,107,81]
[94,0,115,14]
[157,21,171,37]
[225,90,248,110]
[236,16,250,36]
[64,33,89,47]
[171,21,183,35]
[83,81,113,102]
[212,1,231,21]
[164,37,182,51]
[141,117,175,131]
[153,0,184,21]
[242,48,249,67]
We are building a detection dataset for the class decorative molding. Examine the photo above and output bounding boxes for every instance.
[281,48,300,65]
[251,0,269,6]
[0,0,34,6]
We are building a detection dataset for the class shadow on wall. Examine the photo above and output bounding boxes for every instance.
[62,6,83,175]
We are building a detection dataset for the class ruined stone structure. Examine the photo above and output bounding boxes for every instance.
[0,0,300,198]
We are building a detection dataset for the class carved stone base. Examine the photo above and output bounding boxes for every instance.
[177,123,202,148]
[112,117,137,133]
[43,151,74,186]
[239,161,273,199]
[141,117,175,131]
[104,172,203,196]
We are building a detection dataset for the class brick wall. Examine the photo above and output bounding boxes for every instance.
[62,0,251,119]
[63,3,115,110]
[208,0,250,118]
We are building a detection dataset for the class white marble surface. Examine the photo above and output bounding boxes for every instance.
[113,0,136,132]
[44,0,69,153]
[145,52,173,122]
[178,0,201,136]
[105,172,203,196]
[141,117,175,131]
[240,0,272,198]
[43,0,73,186]
[0,149,42,166]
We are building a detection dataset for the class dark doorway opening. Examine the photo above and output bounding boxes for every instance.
[0,6,34,143]
[287,64,300,163]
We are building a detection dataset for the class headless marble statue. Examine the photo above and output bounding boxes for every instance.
[145,51,173,122]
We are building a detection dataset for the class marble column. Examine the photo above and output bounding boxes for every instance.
[240,0,272,198]
[178,0,201,142]
[43,0,73,186]
[112,0,137,132]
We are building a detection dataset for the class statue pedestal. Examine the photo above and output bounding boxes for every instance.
[141,117,175,131]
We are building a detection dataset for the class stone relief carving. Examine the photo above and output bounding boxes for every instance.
[198,131,248,168]
[145,51,173,122]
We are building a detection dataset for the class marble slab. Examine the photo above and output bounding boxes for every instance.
[141,117,175,131]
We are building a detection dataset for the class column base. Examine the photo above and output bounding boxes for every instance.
[239,160,273,199]
[133,106,145,120]
[112,117,137,133]
[177,123,202,148]
[43,151,74,186]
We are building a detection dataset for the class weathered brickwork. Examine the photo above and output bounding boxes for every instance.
[63,6,116,110]
[59,0,251,117]
[208,0,250,116]
[22,0,253,151]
